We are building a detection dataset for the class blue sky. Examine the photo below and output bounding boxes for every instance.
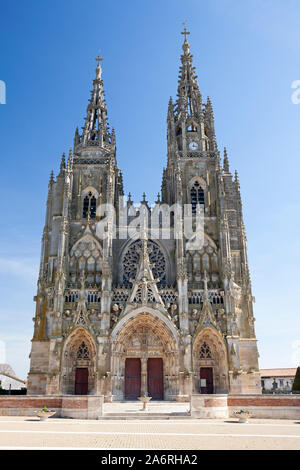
[0,0,300,378]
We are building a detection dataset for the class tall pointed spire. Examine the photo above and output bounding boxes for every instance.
[175,26,202,120]
[74,55,115,154]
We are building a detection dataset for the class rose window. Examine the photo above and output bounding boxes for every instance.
[122,240,166,287]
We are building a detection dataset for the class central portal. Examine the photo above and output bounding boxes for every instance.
[111,312,180,400]
[125,358,141,399]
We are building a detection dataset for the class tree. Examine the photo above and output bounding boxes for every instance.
[292,366,300,394]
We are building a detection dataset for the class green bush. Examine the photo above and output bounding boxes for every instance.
[292,366,300,394]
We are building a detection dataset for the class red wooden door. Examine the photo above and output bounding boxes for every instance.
[125,358,141,399]
[147,358,163,400]
[200,367,213,394]
[75,368,88,395]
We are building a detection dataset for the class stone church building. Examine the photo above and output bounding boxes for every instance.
[27,31,261,400]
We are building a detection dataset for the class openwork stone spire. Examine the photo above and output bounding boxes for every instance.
[175,27,202,120]
[75,56,114,152]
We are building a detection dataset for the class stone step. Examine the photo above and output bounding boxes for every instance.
[102,413,191,420]
[101,411,191,420]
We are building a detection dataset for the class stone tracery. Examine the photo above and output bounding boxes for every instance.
[69,234,102,284]
[110,312,179,399]
[187,236,220,288]
[122,240,166,287]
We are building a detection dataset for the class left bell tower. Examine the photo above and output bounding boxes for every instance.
[27,57,123,395]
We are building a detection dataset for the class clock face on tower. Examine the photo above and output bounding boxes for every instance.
[189,141,198,150]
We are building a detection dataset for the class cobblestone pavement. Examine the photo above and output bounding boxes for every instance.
[0,417,299,449]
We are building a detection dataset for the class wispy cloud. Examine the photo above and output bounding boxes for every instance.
[0,257,38,281]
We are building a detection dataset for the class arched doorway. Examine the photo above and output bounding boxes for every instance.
[193,326,229,394]
[111,311,179,400]
[61,327,97,395]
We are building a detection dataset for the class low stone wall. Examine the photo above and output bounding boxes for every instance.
[0,395,104,420]
[191,394,229,419]
[191,394,300,419]
[61,396,103,419]
[228,395,300,420]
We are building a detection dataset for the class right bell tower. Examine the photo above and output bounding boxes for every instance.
[162,27,261,394]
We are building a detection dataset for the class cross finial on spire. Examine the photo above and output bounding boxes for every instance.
[181,22,191,55]
[95,55,103,64]
[181,22,190,41]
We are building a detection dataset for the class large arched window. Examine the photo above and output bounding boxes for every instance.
[83,192,96,219]
[190,181,205,215]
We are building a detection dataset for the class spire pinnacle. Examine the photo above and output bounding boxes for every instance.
[174,27,202,120]
[60,153,66,171]
[49,170,54,186]
[235,169,240,191]
[75,56,114,152]
[223,147,230,173]
[67,147,73,170]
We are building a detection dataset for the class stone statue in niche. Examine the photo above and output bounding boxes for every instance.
[110,303,120,328]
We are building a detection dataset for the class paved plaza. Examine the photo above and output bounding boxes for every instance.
[0,414,299,450]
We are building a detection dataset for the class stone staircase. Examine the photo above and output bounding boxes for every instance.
[103,401,191,420]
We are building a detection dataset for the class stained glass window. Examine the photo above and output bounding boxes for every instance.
[77,342,89,360]
[199,342,212,359]
[122,239,166,287]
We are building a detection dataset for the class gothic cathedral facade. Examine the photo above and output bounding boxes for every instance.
[27,32,261,399]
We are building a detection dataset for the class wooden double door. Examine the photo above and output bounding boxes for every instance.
[125,358,163,400]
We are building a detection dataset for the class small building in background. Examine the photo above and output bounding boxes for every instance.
[0,364,26,393]
[260,368,296,393]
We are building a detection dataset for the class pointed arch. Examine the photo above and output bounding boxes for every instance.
[70,233,102,256]
[82,186,99,198]
[61,326,97,395]
[187,176,207,216]
[192,326,229,394]
[188,175,207,191]
[82,186,99,219]
[110,309,180,400]
[186,120,198,133]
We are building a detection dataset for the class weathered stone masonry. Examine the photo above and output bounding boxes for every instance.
[27,30,261,399]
